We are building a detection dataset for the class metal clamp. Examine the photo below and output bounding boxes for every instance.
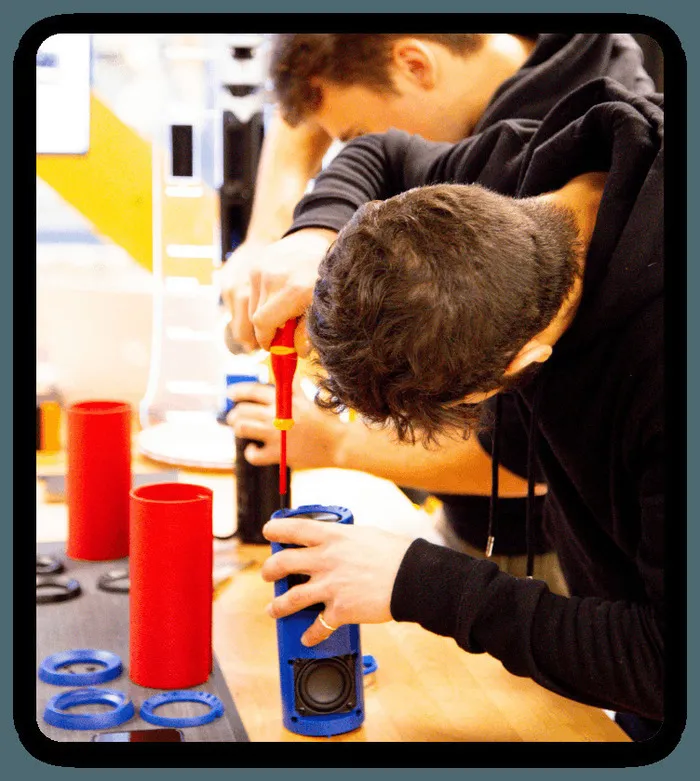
[39,649,123,686]
[140,691,225,728]
[43,688,134,731]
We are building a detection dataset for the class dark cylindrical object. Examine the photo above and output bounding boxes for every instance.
[129,482,213,689]
[66,400,132,561]
[235,437,291,543]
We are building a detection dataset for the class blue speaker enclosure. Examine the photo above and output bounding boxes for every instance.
[270,504,365,737]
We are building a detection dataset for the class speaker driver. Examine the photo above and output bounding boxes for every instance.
[294,655,356,715]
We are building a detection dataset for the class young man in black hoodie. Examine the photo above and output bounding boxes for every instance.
[224,33,655,589]
[254,78,665,740]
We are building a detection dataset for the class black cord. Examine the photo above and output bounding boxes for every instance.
[486,394,503,557]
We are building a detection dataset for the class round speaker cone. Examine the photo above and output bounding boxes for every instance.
[296,658,352,713]
[292,512,339,523]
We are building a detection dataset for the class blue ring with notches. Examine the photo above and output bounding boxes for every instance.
[39,649,123,686]
[140,691,225,728]
[43,688,134,730]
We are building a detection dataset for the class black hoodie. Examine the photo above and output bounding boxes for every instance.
[436,34,656,558]
[380,33,656,558]
[286,79,665,721]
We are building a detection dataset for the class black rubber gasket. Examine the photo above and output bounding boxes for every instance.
[36,553,65,576]
[97,568,130,594]
[36,575,82,604]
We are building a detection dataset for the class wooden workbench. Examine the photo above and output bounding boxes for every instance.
[36,452,629,743]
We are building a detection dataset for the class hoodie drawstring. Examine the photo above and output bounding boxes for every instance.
[486,394,503,558]
[486,380,545,578]
[525,378,545,578]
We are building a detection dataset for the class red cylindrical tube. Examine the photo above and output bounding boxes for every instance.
[66,400,132,561]
[129,482,213,689]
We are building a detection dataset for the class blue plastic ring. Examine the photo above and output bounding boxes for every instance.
[39,649,123,686]
[43,688,134,731]
[140,691,225,728]
[362,654,378,675]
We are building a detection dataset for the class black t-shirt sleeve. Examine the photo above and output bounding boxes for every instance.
[285,121,538,237]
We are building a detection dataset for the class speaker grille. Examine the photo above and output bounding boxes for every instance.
[293,654,357,715]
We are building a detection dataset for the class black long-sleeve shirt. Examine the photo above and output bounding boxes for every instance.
[287,79,665,720]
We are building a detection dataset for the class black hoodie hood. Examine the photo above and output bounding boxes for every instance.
[514,79,664,356]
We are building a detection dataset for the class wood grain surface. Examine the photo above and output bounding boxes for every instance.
[212,542,630,743]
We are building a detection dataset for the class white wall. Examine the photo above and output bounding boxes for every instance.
[37,242,154,407]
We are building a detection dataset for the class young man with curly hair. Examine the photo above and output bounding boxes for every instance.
[250,78,666,741]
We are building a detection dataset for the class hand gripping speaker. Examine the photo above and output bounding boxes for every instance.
[270,505,365,737]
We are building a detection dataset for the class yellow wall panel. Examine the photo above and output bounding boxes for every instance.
[37,93,154,271]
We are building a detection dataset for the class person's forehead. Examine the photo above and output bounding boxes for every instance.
[311,81,401,139]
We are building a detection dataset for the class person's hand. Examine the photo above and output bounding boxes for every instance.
[247,228,338,354]
[218,241,267,351]
[261,517,415,647]
[227,378,348,469]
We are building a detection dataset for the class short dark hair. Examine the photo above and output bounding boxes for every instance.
[307,183,580,444]
[270,34,483,126]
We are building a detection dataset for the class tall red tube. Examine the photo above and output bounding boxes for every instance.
[129,482,213,689]
[66,400,132,561]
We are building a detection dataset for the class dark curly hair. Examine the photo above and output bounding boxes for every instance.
[270,34,483,126]
[307,183,580,444]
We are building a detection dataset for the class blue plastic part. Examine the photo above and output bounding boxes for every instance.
[140,691,225,728]
[270,505,365,737]
[222,373,260,415]
[270,504,353,526]
[39,649,123,686]
[43,688,134,731]
[362,654,378,675]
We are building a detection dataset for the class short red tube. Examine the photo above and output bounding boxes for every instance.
[66,400,132,561]
[129,482,213,689]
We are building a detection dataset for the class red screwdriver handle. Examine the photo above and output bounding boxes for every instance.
[270,319,298,430]
[270,318,297,352]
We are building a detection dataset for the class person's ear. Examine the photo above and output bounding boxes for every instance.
[391,39,438,90]
[458,340,553,405]
[504,341,553,376]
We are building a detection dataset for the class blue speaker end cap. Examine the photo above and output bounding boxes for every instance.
[140,691,225,728]
[39,649,123,686]
[271,505,353,525]
[44,688,134,731]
